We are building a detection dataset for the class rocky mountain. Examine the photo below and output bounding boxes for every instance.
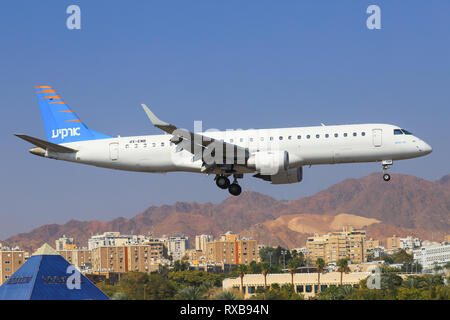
[3,173,449,252]
[437,174,450,186]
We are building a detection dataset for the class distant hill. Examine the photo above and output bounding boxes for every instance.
[437,174,450,186]
[3,173,449,252]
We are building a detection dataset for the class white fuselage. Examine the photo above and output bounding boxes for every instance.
[51,123,432,174]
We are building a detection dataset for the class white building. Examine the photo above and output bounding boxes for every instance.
[195,234,213,252]
[400,237,422,251]
[88,232,153,250]
[168,234,189,261]
[413,242,450,270]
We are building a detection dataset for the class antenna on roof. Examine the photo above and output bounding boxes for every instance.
[321,123,326,126]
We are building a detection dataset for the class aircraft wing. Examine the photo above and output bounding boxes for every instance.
[141,104,249,173]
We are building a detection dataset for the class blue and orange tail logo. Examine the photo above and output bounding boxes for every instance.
[35,86,111,144]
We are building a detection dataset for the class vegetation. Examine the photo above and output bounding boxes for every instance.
[336,258,350,286]
[317,274,449,300]
[249,284,304,300]
[96,247,449,300]
[315,258,325,293]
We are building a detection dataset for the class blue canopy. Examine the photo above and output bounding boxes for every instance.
[0,244,109,300]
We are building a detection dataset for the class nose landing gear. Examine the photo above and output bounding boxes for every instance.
[215,174,243,196]
[381,160,393,182]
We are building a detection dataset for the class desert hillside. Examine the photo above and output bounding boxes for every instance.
[3,173,449,252]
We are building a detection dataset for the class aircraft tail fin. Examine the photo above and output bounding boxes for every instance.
[34,86,111,144]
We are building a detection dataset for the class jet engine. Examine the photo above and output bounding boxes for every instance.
[254,167,303,184]
[247,150,289,175]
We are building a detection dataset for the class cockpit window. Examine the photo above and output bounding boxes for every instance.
[394,129,403,135]
[401,129,413,135]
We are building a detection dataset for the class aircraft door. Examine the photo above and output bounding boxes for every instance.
[109,142,119,160]
[372,129,382,147]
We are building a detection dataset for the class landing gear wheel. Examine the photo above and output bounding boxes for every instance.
[228,183,242,196]
[216,176,230,189]
[383,173,391,182]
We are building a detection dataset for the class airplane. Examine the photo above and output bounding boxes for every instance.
[16,86,432,196]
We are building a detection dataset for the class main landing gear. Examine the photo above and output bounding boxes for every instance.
[381,160,393,182]
[215,174,242,196]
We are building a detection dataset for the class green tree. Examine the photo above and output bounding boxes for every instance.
[261,263,270,289]
[248,261,262,274]
[336,258,350,286]
[391,249,414,264]
[214,290,240,300]
[111,292,128,300]
[173,260,189,272]
[287,260,299,287]
[237,264,248,294]
[175,286,205,300]
[315,258,325,294]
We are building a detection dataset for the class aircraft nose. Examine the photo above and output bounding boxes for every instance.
[423,142,432,155]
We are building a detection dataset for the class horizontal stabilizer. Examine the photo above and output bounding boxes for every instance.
[14,134,77,153]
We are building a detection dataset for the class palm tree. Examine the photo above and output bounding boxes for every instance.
[337,258,350,286]
[176,286,205,300]
[237,264,248,294]
[261,263,270,289]
[315,258,325,294]
[214,290,239,300]
[287,260,299,288]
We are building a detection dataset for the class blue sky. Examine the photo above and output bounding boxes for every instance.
[0,1,449,240]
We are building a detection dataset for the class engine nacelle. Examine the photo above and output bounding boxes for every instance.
[254,167,303,184]
[247,150,289,175]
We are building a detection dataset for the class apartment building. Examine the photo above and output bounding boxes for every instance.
[57,248,92,272]
[385,235,401,250]
[0,246,28,285]
[206,232,258,265]
[91,243,164,273]
[413,242,450,270]
[167,235,189,261]
[306,226,367,264]
[55,235,76,251]
[195,234,213,252]
[399,237,422,251]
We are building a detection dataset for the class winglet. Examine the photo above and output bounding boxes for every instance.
[141,104,177,134]
[141,104,170,127]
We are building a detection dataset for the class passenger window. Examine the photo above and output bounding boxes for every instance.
[279,136,283,140]
[288,136,292,140]
[230,139,234,143]
[240,138,244,142]
[344,133,348,137]
[297,135,301,139]
[152,143,156,147]
[362,132,366,136]
[161,142,164,147]
[334,133,338,138]
[260,137,264,141]
[325,134,329,138]
[249,138,253,142]
[353,132,357,137]
[316,134,320,138]
[306,135,310,139]
[270,137,273,141]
